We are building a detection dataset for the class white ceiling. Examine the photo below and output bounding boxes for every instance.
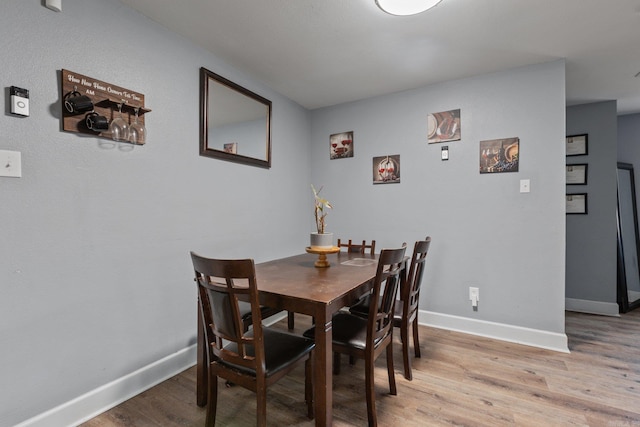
[120,0,640,114]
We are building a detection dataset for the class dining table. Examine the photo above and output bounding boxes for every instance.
[196,250,382,427]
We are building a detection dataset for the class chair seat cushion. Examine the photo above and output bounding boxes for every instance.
[304,312,376,351]
[221,328,314,377]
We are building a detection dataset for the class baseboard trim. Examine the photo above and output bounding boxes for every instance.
[15,345,197,427]
[419,310,570,353]
[565,298,620,317]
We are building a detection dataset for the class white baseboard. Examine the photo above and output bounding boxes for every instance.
[419,310,570,353]
[565,298,620,317]
[15,345,197,427]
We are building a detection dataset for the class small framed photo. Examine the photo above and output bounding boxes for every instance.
[566,193,588,214]
[566,164,588,185]
[566,134,588,156]
[330,131,354,159]
[373,155,400,184]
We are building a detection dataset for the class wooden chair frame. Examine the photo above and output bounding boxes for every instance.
[396,237,431,380]
[191,252,314,427]
[323,246,406,426]
[337,238,376,255]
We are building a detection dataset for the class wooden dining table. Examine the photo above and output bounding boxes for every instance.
[196,250,381,426]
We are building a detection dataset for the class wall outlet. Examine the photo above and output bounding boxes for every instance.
[469,286,479,308]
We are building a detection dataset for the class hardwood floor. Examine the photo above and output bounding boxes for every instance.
[81,310,640,426]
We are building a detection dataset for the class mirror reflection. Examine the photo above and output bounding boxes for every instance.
[617,162,640,313]
[200,67,271,168]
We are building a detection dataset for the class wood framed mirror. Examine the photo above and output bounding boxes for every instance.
[199,67,272,168]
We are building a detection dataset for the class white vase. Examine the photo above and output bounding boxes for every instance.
[310,232,334,249]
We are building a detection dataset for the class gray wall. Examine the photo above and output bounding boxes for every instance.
[565,102,618,306]
[1,1,570,426]
[310,61,567,332]
[0,1,311,426]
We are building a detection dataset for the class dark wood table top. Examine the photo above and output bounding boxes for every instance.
[254,251,379,306]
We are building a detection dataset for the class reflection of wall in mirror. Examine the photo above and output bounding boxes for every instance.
[210,118,266,159]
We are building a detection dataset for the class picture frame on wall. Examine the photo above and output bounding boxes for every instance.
[566,134,588,156]
[566,164,588,185]
[372,155,400,184]
[479,137,519,174]
[566,193,588,214]
[428,109,461,143]
[330,131,354,159]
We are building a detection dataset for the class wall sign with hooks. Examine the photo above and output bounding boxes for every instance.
[61,69,150,145]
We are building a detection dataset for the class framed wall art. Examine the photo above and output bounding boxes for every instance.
[373,155,400,184]
[566,134,588,156]
[479,137,519,174]
[330,131,354,159]
[566,164,588,185]
[566,193,588,214]
[428,109,460,143]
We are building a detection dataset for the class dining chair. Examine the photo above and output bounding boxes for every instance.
[303,245,406,427]
[349,237,432,380]
[190,252,315,427]
[337,238,376,255]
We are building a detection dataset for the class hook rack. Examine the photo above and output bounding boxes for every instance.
[61,69,151,144]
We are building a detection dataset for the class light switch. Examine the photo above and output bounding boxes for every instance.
[520,179,530,193]
[0,150,22,177]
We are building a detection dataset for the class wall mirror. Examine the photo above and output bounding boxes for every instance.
[200,67,272,168]
[616,162,640,313]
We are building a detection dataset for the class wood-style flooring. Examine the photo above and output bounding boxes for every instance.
[81,310,640,426]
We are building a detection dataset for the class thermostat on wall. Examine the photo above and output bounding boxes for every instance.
[10,86,29,117]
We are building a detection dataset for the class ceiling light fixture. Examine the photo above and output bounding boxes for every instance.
[376,0,442,16]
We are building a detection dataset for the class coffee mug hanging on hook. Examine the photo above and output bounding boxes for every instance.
[64,89,94,115]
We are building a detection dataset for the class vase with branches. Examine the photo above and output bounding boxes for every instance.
[312,184,332,233]
[310,184,334,248]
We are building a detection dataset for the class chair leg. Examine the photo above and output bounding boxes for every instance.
[333,351,341,375]
[401,322,412,381]
[386,343,397,395]
[288,311,295,330]
[256,387,267,427]
[412,317,421,358]
[364,356,377,427]
[205,374,218,427]
[305,355,314,419]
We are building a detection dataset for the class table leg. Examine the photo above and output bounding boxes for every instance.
[314,311,332,426]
